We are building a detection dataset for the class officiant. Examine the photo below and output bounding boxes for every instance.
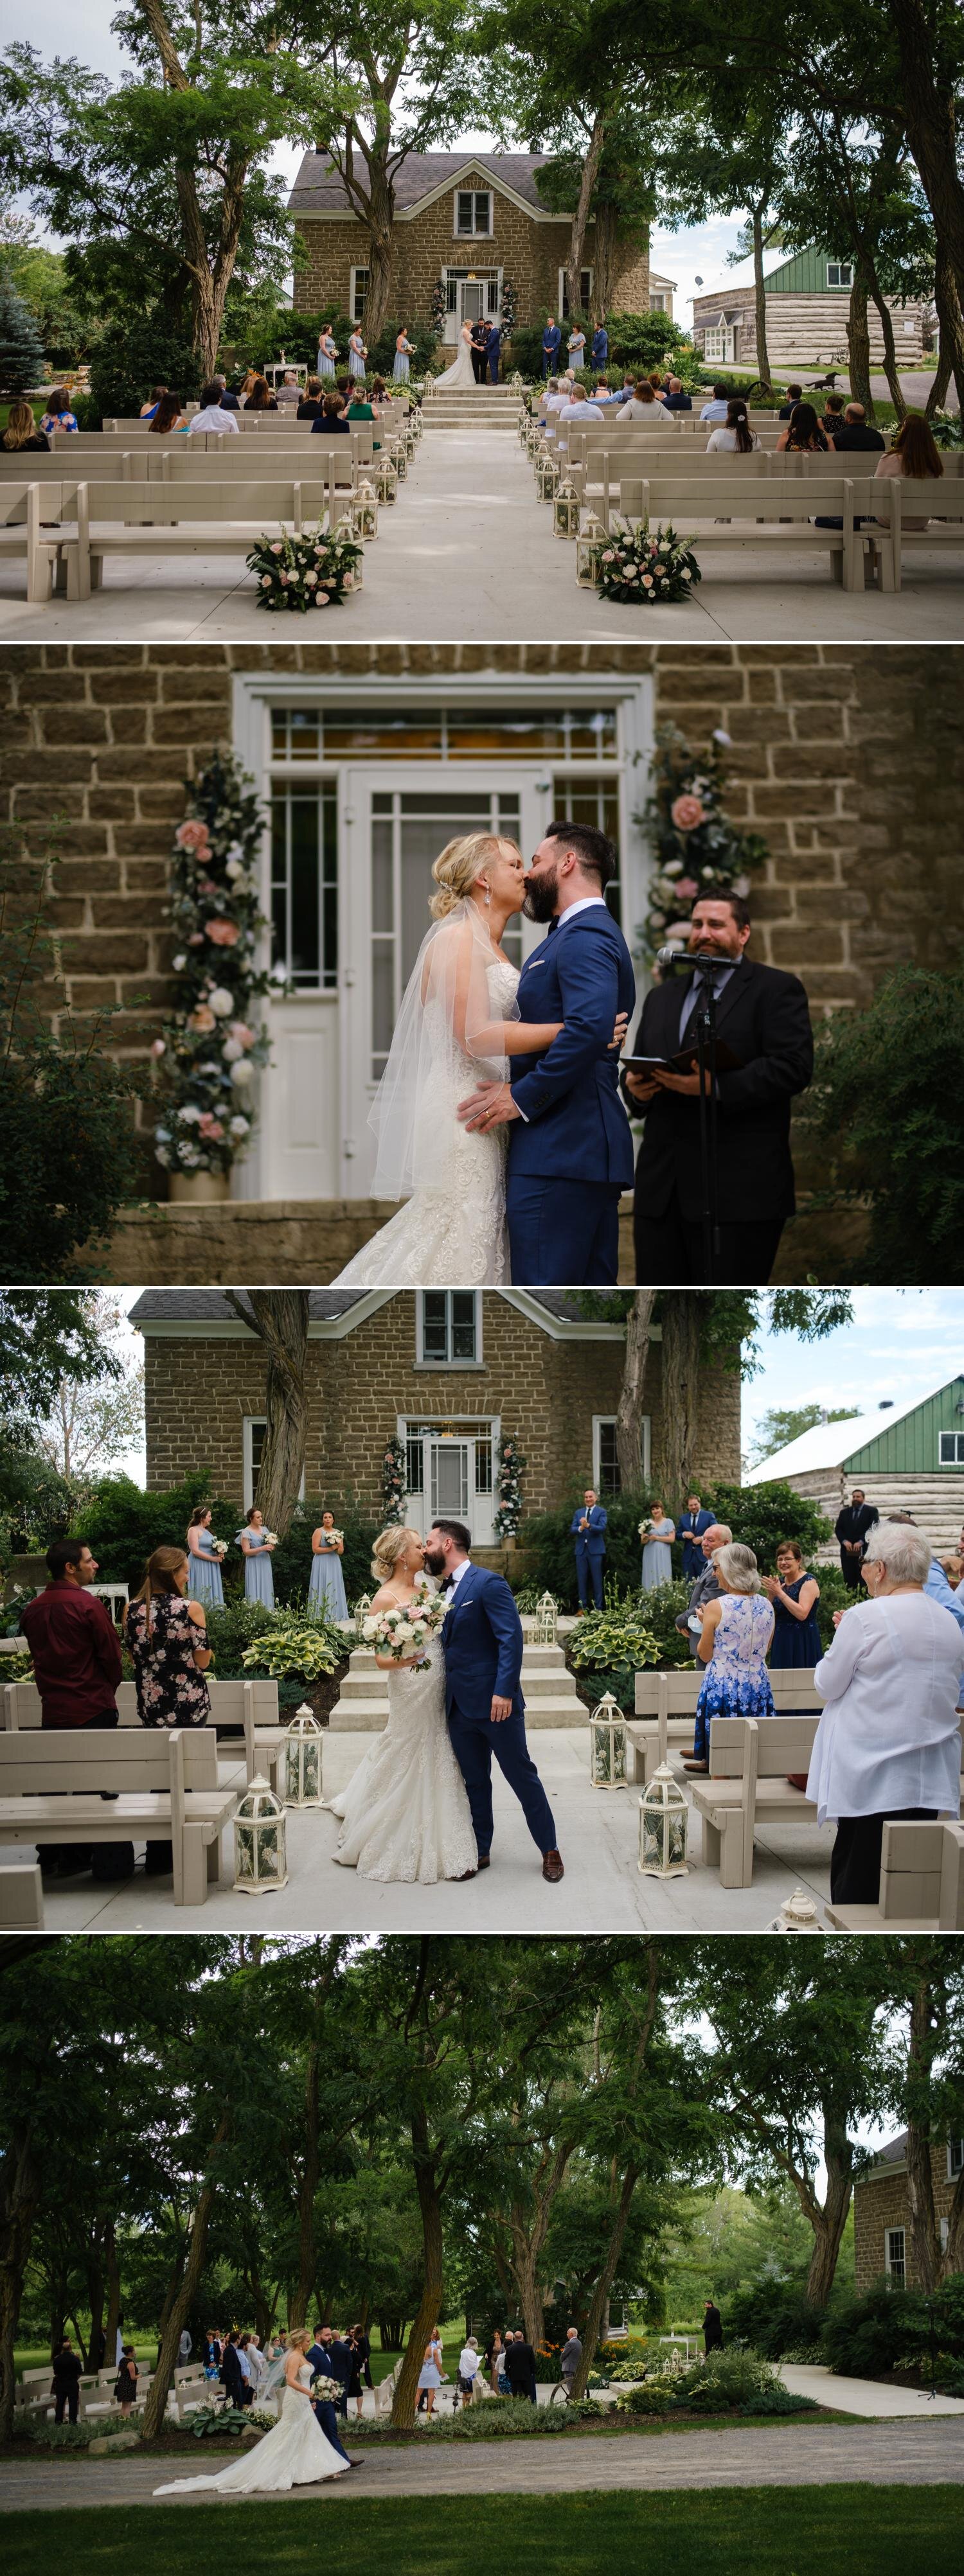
[621,891,814,1284]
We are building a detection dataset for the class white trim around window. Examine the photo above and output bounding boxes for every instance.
[884,2226,906,2286]
[415,1291,484,1368]
[593,1413,651,1490]
[242,1415,305,1512]
[949,2139,964,2178]
[454,187,492,238]
[349,265,370,324]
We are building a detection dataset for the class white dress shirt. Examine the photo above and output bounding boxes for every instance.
[189,403,239,434]
[459,2343,480,2380]
[807,1591,963,1824]
[443,1556,472,1602]
[552,895,610,933]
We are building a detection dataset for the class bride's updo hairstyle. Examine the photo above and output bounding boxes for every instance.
[288,2328,312,2353]
[371,1524,422,1584]
[429,832,510,919]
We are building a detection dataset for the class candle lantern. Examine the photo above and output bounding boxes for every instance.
[283,1702,325,1807]
[589,1691,629,1790]
[576,510,607,588]
[353,1591,372,1625]
[375,454,398,504]
[233,1774,289,1893]
[768,1888,825,1934]
[553,475,580,539]
[391,439,407,479]
[638,1762,689,1876]
[535,449,558,502]
[532,1591,558,1646]
[351,478,379,540]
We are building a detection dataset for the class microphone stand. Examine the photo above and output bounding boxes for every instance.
[690,955,721,1282]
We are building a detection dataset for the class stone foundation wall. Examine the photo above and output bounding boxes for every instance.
[853,2149,959,2292]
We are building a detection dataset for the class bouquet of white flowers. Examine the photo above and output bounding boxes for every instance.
[310,2374,340,2403]
[319,1528,344,1547]
[362,1585,447,1671]
[210,1537,229,1560]
[638,1517,656,1540]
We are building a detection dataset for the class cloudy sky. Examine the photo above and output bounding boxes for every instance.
[4,1,748,322]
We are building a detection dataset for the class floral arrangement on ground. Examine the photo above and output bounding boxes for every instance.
[637,723,771,964]
[153,752,280,1180]
[247,522,363,611]
[596,520,701,604]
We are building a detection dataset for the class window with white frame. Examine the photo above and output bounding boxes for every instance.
[939,1431,964,1464]
[940,2217,949,2252]
[702,325,726,360]
[884,2227,906,2287]
[417,1292,482,1366]
[243,1416,305,1511]
[826,261,852,288]
[558,268,593,319]
[350,267,369,323]
[455,189,492,236]
[271,781,338,988]
[949,2139,964,2176]
[649,292,668,312]
[592,1415,650,1495]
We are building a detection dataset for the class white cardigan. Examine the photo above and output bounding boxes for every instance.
[807,1591,963,1822]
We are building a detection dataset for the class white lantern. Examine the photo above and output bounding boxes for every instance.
[576,510,607,589]
[283,1702,325,1807]
[535,449,558,502]
[233,1774,289,1893]
[391,439,408,479]
[589,1691,629,1790]
[375,454,397,504]
[353,1591,372,1624]
[768,1888,825,1934]
[533,1590,558,1646]
[352,477,379,540]
[553,475,580,539]
[638,1762,689,1876]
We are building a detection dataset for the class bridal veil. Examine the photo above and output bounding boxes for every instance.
[367,899,519,1197]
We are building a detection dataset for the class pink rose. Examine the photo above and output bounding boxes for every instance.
[150,1037,166,1057]
[675,877,699,900]
[261,575,272,588]
[175,820,211,854]
[642,574,654,588]
[198,1114,225,1140]
[228,1020,255,1048]
[271,542,283,554]
[671,795,706,832]
[205,918,240,946]
[188,1005,217,1034]
[314,593,328,606]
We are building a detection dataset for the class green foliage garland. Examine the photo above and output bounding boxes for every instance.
[153,752,278,1181]
[382,1436,407,1525]
[638,723,771,963]
[493,1435,526,1539]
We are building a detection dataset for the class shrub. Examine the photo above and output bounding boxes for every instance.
[71,1474,240,1591]
[188,2402,271,2439]
[616,2381,675,2415]
[701,1481,832,1569]
[240,1614,345,1682]
[802,964,964,1282]
[823,2278,964,2378]
[0,279,47,396]
[567,1599,662,1711]
[672,2349,815,2413]
[28,2419,103,2450]
[724,2277,830,2360]
[86,312,202,425]
[502,323,543,379]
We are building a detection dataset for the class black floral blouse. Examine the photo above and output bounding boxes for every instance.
[125,1594,211,1729]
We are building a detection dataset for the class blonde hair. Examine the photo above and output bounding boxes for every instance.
[429,832,513,919]
[3,400,40,450]
[715,1542,762,1595]
[288,2327,312,2352]
[371,1524,422,1584]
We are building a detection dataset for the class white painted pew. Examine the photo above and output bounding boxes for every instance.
[612,474,878,587]
[690,1712,823,1887]
[0,482,66,601]
[4,1673,279,1736]
[826,1817,964,1932]
[58,478,338,598]
[868,475,964,588]
[0,1862,44,1926]
[627,1667,823,1786]
[0,1727,237,1905]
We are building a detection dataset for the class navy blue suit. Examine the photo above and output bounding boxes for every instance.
[591,328,608,368]
[442,1564,555,1858]
[542,324,562,376]
[305,2342,352,2458]
[678,1508,715,1580]
[506,905,636,1285]
[486,325,501,383]
[571,1503,607,1609]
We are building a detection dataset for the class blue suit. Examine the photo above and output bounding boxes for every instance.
[591,327,608,368]
[542,323,562,376]
[571,1503,607,1609]
[506,906,636,1285]
[442,1564,555,1858]
[305,2342,352,2458]
[486,324,501,382]
[678,1508,714,1580]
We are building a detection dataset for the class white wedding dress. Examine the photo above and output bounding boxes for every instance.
[434,326,479,390]
[334,954,519,1285]
[326,1633,478,1883]
[154,2365,350,2494]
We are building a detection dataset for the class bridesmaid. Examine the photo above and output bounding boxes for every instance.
[186,1504,225,1609]
[567,324,587,372]
[237,1506,276,1607]
[348,328,368,382]
[640,1499,675,1591]
[317,326,337,380]
[308,1511,348,1619]
[393,328,415,382]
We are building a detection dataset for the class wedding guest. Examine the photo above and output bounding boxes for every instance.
[874,412,944,528]
[504,2332,538,2403]
[706,397,760,453]
[275,370,301,407]
[808,1520,964,1903]
[214,374,239,410]
[125,1546,212,1875]
[178,2327,192,2361]
[679,1495,715,1580]
[189,382,240,434]
[663,376,693,412]
[617,379,677,426]
[20,1537,127,1882]
[688,1542,774,1773]
[349,2324,372,2412]
[835,1490,879,1588]
[297,376,323,418]
[237,2334,256,2403]
[220,2334,245,2406]
[485,2329,503,2392]
[237,1507,276,1606]
[641,1500,675,1589]
[203,2329,222,2379]
[314,391,350,434]
[560,2326,582,2393]
[186,1504,225,1607]
[558,384,605,423]
[776,401,828,453]
[39,387,78,434]
[139,385,166,417]
[888,1512,964,1639]
[458,2337,481,2406]
[114,2345,139,2417]
[571,1488,607,1610]
[762,1540,821,1667]
[704,2299,723,2354]
[826,399,884,453]
[416,2342,443,2415]
[346,385,375,425]
[244,376,278,410]
[51,2335,83,2423]
[778,382,804,419]
[150,391,188,435]
[699,382,731,422]
[674,1520,732,1670]
[307,1512,348,1617]
[2,398,49,452]
[820,391,846,437]
[417,2327,443,2412]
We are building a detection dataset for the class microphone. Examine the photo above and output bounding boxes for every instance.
[655,945,724,975]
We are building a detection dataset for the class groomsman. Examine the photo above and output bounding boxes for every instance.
[591,321,609,367]
[571,1488,607,1610]
[678,1494,714,1580]
[835,1489,879,1588]
[486,319,502,382]
[542,313,562,375]
[470,318,489,382]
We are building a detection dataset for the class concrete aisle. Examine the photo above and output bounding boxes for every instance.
[3,2420,964,2510]
[1,428,962,640]
[780,2367,964,2419]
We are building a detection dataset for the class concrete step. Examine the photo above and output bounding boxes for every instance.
[328,1691,587,1733]
[344,1642,567,1675]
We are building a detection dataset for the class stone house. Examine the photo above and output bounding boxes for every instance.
[130,1288,742,1539]
[853,2133,964,2291]
[288,150,649,342]
[692,245,928,369]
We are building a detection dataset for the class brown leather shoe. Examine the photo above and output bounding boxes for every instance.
[542,1848,564,1882]
[683,1759,709,1774]
[477,1852,491,1869]
[451,1868,477,1880]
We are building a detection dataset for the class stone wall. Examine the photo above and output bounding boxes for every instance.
[292,177,648,326]
[853,2148,960,2293]
[141,1296,742,1501]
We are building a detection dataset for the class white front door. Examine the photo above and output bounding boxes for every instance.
[424,1433,496,1547]
[255,993,339,1199]
[460,281,485,324]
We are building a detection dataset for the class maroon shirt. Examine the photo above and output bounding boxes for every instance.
[19,1581,123,1726]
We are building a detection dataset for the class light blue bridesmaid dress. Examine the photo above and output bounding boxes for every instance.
[191,1530,224,1609]
[393,342,412,382]
[307,1538,348,1619]
[641,1517,675,1591]
[348,336,366,380]
[237,1528,275,1607]
[317,336,337,380]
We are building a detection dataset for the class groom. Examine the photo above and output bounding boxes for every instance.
[457,820,636,1284]
[425,1518,564,1881]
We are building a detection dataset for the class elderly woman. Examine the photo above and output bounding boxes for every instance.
[688,1542,775,1774]
[808,1520,963,1903]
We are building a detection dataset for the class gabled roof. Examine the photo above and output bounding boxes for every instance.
[744,1386,945,1485]
[288,150,568,222]
[129,1290,625,1342]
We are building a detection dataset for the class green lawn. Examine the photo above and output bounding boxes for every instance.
[3,2491,964,2576]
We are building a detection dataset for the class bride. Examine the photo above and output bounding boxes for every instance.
[333,831,627,1286]
[325,1526,478,1883]
[434,318,479,390]
[154,2330,351,2495]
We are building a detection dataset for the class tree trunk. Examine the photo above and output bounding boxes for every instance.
[803,2110,854,2312]
[616,1291,656,1490]
[904,1974,941,2292]
[0,2128,39,2442]
[140,1,247,376]
[568,2164,639,2399]
[591,203,620,324]
[362,225,394,344]
[655,1294,702,1505]
[391,2112,444,2428]
[846,260,874,416]
[886,0,964,317]
[567,113,607,327]
[927,240,964,417]
[751,201,772,389]
[104,2220,121,2369]
[868,276,906,419]
[289,2034,319,2330]
[227,1291,310,1537]
[140,2121,229,2439]
[510,2219,546,2347]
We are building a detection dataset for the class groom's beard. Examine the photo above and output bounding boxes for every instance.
[523,867,561,924]
[424,1546,447,1577]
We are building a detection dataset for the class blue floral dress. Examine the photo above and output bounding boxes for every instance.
[308,1537,348,1619]
[694,1592,774,1761]
[237,1528,275,1607]
[190,1530,224,1609]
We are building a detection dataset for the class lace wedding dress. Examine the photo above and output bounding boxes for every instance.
[334,954,519,1284]
[154,2365,350,2494]
[326,1634,478,1883]
[434,327,479,390]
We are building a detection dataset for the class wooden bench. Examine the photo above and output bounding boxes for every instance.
[690,1712,823,1887]
[4,1674,279,1743]
[612,475,877,587]
[0,1862,44,1927]
[44,479,341,599]
[0,482,66,601]
[627,1668,823,1785]
[868,475,964,590]
[0,1728,237,1907]
[826,1817,964,1932]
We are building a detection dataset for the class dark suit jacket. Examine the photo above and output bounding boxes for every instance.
[624,955,813,1224]
[510,908,636,1187]
[504,2339,537,2395]
[835,1503,879,1550]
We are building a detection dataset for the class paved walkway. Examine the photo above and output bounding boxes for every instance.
[3,2421,963,2510]
[780,2367,964,2419]
[0,1731,835,1932]
[0,427,961,641]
